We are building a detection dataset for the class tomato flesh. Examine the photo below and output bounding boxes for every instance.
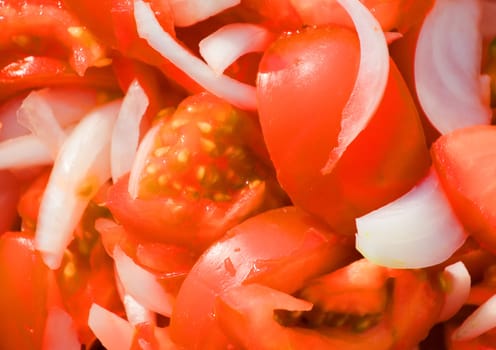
[169,206,356,349]
[431,125,496,254]
[257,25,430,234]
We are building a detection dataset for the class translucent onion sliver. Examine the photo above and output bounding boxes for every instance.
[356,170,467,268]
[452,293,496,341]
[42,307,81,350]
[88,304,134,350]
[128,123,161,199]
[17,90,67,155]
[34,100,122,270]
[321,0,389,174]
[414,0,491,134]
[111,79,149,183]
[113,245,175,317]
[0,135,53,169]
[133,0,257,110]
[438,261,471,322]
[199,23,275,75]
[170,0,240,27]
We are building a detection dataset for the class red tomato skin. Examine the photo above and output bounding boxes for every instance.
[257,25,430,235]
[0,170,20,234]
[169,206,356,349]
[0,232,52,349]
[431,125,496,254]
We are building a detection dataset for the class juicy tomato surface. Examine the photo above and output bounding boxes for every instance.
[257,25,430,234]
[432,125,496,254]
[169,206,357,349]
[106,92,288,251]
[0,0,495,349]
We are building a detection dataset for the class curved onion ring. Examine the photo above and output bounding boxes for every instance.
[438,261,471,322]
[133,0,257,110]
[199,23,275,75]
[42,307,81,350]
[113,245,175,317]
[356,170,467,268]
[111,79,149,183]
[128,123,162,199]
[0,135,52,169]
[34,100,122,270]
[452,293,496,341]
[321,0,389,174]
[414,0,491,134]
[88,304,134,350]
[170,0,240,27]
[17,90,67,155]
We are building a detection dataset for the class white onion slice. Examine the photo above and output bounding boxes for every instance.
[356,170,467,268]
[0,135,52,169]
[452,293,496,341]
[438,261,471,322]
[33,87,100,127]
[133,0,257,110]
[113,245,174,317]
[414,0,491,134]
[42,307,81,350]
[17,91,67,155]
[34,100,122,270]
[170,0,240,27]
[115,272,156,326]
[111,79,149,183]
[321,0,389,174]
[128,123,161,199]
[88,304,134,350]
[199,23,275,74]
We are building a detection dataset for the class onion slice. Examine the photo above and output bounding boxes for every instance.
[17,91,67,155]
[356,170,467,268]
[128,123,161,199]
[199,23,275,75]
[88,304,134,350]
[321,0,389,174]
[0,135,52,169]
[414,0,491,134]
[438,261,471,322]
[34,100,122,270]
[111,79,149,183]
[133,0,257,110]
[452,293,496,341]
[170,0,240,27]
[113,245,175,316]
[42,307,81,350]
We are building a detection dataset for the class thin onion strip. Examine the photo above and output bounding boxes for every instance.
[321,0,389,174]
[133,0,257,110]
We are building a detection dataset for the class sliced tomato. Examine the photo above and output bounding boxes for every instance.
[106,92,288,250]
[288,0,432,33]
[215,259,444,350]
[0,231,53,349]
[431,125,496,254]
[0,55,118,102]
[169,206,357,349]
[0,170,20,234]
[0,0,109,75]
[257,25,430,235]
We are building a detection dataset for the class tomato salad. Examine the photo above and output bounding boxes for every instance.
[0,0,495,349]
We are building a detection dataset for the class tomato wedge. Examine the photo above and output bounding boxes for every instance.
[257,25,430,235]
[431,125,496,253]
[169,206,357,349]
[0,232,53,349]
